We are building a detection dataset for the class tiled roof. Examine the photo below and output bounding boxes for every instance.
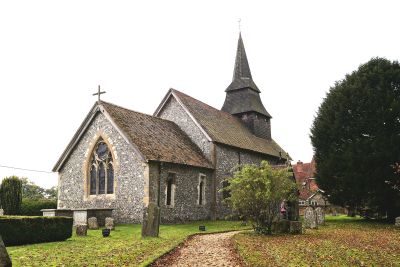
[101,101,213,169]
[293,160,319,200]
[171,89,288,159]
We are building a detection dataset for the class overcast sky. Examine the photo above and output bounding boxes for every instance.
[0,0,399,188]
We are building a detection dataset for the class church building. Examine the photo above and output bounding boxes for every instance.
[52,34,290,223]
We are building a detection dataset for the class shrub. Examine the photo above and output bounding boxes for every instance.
[21,199,57,216]
[0,216,73,246]
[0,176,22,215]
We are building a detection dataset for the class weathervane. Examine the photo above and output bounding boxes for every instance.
[93,85,106,102]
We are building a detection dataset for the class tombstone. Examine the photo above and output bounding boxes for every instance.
[315,207,325,225]
[289,221,302,234]
[105,217,115,230]
[87,217,99,230]
[304,207,317,229]
[75,224,88,236]
[0,235,12,267]
[0,209,4,216]
[141,202,160,237]
[395,217,400,228]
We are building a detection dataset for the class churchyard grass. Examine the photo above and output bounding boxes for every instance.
[7,220,249,267]
[234,215,400,266]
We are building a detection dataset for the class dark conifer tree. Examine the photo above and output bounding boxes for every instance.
[0,176,23,215]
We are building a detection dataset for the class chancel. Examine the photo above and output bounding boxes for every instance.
[51,33,294,224]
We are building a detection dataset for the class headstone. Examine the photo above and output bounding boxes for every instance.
[141,202,160,237]
[289,221,302,234]
[87,217,99,230]
[0,209,4,216]
[0,235,12,267]
[75,224,88,236]
[395,217,400,228]
[272,219,290,234]
[304,207,317,229]
[315,207,325,225]
[105,217,114,230]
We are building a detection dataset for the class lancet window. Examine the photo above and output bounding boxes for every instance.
[89,138,114,195]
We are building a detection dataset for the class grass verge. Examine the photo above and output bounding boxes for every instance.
[7,220,249,267]
[234,215,400,266]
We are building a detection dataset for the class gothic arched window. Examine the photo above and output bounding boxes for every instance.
[89,138,114,195]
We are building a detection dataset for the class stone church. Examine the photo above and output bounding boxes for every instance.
[52,34,290,223]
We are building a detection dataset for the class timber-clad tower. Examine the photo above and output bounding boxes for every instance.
[222,33,272,140]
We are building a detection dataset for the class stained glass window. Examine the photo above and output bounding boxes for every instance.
[88,138,114,195]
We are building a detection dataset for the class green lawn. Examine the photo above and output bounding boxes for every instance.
[7,221,249,267]
[234,216,400,266]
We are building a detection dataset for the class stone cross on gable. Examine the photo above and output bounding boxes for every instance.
[93,85,106,102]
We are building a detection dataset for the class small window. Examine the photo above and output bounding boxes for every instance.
[222,180,231,199]
[198,174,206,205]
[310,200,317,206]
[299,200,305,205]
[166,173,176,206]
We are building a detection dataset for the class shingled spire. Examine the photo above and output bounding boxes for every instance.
[222,33,272,140]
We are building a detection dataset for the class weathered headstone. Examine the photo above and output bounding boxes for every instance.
[315,207,325,225]
[272,219,290,234]
[0,235,12,267]
[87,217,99,230]
[289,221,302,234]
[304,207,317,229]
[0,209,4,216]
[395,217,400,228]
[76,224,88,236]
[141,202,160,237]
[105,217,115,230]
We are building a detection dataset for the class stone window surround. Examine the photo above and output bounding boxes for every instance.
[165,172,176,208]
[197,173,206,205]
[83,131,120,201]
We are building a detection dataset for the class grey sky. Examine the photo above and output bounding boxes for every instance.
[1,0,399,188]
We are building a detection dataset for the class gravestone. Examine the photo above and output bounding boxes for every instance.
[76,224,88,236]
[0,235,12,267]
[87,217,99,230]
[105,217,114,230]
[289,221,302,234]
[141,202,160,237]
[0,209,4,216]
[395,217,400,228]
[304,207,317,229]
[315,207,325,225]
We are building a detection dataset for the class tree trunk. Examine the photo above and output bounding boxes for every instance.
[347,206,356,217]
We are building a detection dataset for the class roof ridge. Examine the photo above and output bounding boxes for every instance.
[100,100,176,124]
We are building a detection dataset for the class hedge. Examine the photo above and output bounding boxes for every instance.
[21,199,57,216]
[0,216,73,246]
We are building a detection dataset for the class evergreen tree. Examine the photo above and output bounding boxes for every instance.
[311,57,400,219]
[0,176,23,215]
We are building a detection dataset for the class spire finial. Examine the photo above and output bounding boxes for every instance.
[238,18,241,32]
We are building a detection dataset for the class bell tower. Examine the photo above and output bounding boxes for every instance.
[221,33,272,140]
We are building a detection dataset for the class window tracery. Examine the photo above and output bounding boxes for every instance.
[89,138,114,195]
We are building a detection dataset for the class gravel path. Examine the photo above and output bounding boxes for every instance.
[152,231,243,267]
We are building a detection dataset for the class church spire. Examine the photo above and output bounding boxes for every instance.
[222,33,272,140]
[226,33,260,93]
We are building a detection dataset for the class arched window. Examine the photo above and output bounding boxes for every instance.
[89,138,114,195]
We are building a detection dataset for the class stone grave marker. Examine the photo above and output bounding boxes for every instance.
[304,206,317,229]
[0,235,12,267]
[395,217,400,228]
[88,217,99,230]
[315,207,325,225]
[0,209,4,216]
[105,217,114,230]
[76,224,88,236]
[142,202,160,237]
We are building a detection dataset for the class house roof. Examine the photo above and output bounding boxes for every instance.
[53,101,213,172]
[161,89,289,159]
[293,159,320,200]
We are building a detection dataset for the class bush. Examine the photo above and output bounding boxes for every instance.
[0,176,22,215]
[21,199,57,216]
[0,216,73,246]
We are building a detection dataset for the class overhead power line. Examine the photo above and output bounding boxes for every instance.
[0,165,53,174]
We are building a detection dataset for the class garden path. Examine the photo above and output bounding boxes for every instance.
[152,231,243,267]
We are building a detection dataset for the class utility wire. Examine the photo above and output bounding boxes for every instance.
[0,165,53,174]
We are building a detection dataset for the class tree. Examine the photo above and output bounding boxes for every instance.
[311,57,400,219]
[21,178,45,200]
[0,176,23,215]
[224,161,297,234]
